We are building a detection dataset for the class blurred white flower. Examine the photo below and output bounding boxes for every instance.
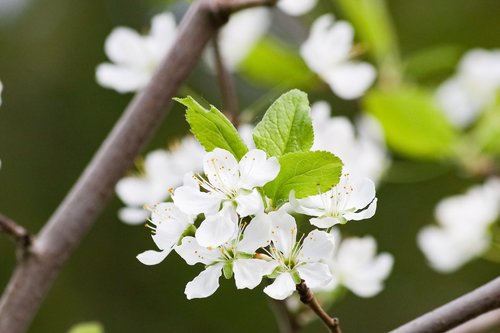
[311,101,389,183]
[0,0,31,21]
[0,80,3,106]
[116,136,204,225]
[291,173,377,228]
[436,49,500,128]
[317,230,393,297]
[206,8,271,72]
[300,15,376,100]
[96,12,177,93]
[238,123,256,149]
[277,0,317,16]
[418,177,500,273]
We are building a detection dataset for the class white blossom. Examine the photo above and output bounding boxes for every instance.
[262,211,334,300]
[205,8,271,72]
[291,173,377,228]
[136,202,194,265]
[116,136,204,225]
[174,148,279,247]
[418,177,500,273]
[277,0,317,16]
[300,15,376,100]
[436,49,500,127]
[176,214,275,299]
[0,80,3,106]
[96,12,177,93]
[311,101,389,183]
[318,230,393,297]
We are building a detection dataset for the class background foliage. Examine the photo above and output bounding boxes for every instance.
[0,0,499,332]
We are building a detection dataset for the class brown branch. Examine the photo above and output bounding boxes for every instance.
[0,0,276,332]
[296,281,342,333]
[0,213,31,251]
[390,277,500,333]
[212,35,239,126]
[447,309,500,333]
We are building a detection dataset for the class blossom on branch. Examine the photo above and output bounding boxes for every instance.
[175,214,275,299]
[96,12,177,93]
[301,15,376,100]
[418,177,500,272]
[173,148,279,247]
[291,174,377,228]
[263,211,334,300]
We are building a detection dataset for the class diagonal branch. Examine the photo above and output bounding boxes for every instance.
[390,277,500,333]
[0,213,31,250]
[0,0,276,332]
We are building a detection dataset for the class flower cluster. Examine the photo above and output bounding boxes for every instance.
[418,177,500,272]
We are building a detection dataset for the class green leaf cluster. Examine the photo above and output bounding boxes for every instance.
[68,322,104,333]
[175,89,343,207]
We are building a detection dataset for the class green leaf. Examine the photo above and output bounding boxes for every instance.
[253,89,314,157]
[363,87,458,159]
[264,151,343,204]
[68,322,104,333]
[471,100,500,155]
[404,45,464,81]
[239,37,317,90]
[175,96,248,160]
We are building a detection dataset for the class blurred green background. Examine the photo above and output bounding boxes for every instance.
[0,0,499,332]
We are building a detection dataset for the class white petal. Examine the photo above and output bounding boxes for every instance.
[143,150,173,183]
[296,263,332,289]
[289,191,325,217]
[269,211,297,256]
[175,236,220,265]
[147,12,177,61]
[136,249,171,266]
[325,62,376,100]
[344,198,377,221]
[238,213,272,253]
[151,203,193,250]
[347,177,377,210]
[238,149,280,189]
[173,185,221,215]
[277,0,317,16]
[115,176,157,206]
[117,207,149,225]
[263,272,296,300]
[195,205,238,248]
[238,124,256,149]
[104,27,149,67]
[96,63,150,93]
[185,264,224,300]
[203,148,240,191]
[310,216,343,228]
[235,189,264,217]
[300,230,334,262]
[233,259,278,289]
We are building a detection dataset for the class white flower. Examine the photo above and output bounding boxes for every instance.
[418,178,500,273]
[0,80,3,106]
[116,136,205,225]
[136,202,194,265]
[205,8,271,72]
[277,0,317,16]
[311,101,389,183]
[318,230,393,297]
[263,211,334,300]
[238,123,256,149]
[291,173,377,228]
[96,12,177,93]
[176,214,275,299]
[300,15,376,100]
[174,148,280,247]
[436,49,500,127]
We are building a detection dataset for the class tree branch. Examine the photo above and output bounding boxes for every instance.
[212,35,239,126]
[0,213,31,251]
[447,309,500,333]
[390,277,500,333]
[0,0,276,332]
[296,281,342,333]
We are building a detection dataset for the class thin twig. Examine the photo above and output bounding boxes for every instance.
[212,35,239,126]
[446,308,500,333]
[0,213,31,250]
[268,298,302,333]
[390,277,500,333]
[0,0,276,332]
[296,281,342,333]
